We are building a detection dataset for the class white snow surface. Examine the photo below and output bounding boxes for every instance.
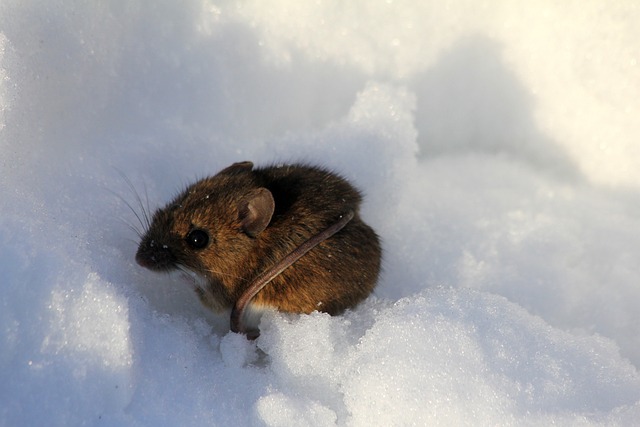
[1,1,640,426]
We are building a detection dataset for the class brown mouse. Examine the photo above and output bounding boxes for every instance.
[135,161,381,336]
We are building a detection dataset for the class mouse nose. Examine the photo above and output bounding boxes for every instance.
[135,239,177,271]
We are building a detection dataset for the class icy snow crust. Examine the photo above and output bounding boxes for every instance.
[1,1,640,425]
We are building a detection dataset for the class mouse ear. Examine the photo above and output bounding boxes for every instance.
[219,161,254,175]
[238,188,275,237]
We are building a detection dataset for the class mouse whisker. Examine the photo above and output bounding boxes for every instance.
[178,264,248,283]
[175,266,250,293]
[202,266,249,282]
[142,180,152,231]
[114,168,153,232]
[113,215,143,239]
[124,236,141,247]
[177,265,207,288]
[106,187,145,235]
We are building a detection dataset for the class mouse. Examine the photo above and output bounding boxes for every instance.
[135,161,381,337]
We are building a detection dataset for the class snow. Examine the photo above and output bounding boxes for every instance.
[1,1,640,425]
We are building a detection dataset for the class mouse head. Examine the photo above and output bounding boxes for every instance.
[135,161,275,284]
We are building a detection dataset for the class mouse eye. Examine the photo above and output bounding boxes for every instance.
[185,229,209,249]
